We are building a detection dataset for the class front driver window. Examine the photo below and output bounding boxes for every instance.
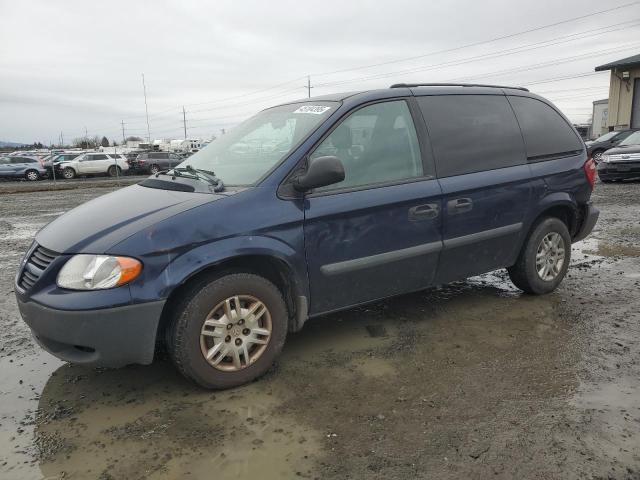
[310,100,422,191]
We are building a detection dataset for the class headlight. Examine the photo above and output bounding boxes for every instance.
[57,255,142,290]
[600,155,609,163]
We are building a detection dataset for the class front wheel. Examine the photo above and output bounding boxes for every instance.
[62,167,75,179]
[592,150,604,162]
[25,170,39,181]
[508,217,571,295]
[166,273,288,389]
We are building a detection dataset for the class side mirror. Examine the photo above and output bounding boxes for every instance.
[293,156,345,192]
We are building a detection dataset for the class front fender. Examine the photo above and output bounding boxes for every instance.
[127,235,308,304]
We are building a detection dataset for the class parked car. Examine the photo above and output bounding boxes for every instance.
[130,152,183,174]
[0,156,47,181]
[45,153,83,177]
[597,130,640,182]
[15,84,598,389]
[57,152,129,179]
[586,129,638,161]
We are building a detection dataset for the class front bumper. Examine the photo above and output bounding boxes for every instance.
[597,161,640,179]
[17,298,165,367]
[573,204,599,243]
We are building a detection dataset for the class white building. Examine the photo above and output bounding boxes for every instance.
[591,99,609,139]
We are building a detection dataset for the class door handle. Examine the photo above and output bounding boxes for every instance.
[408,203,439,221]
[447,197,473,214]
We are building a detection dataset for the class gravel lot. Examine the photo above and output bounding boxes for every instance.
[0,180,639,479]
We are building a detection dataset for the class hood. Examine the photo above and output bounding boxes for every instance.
[603,144,640,156]
[36,184,227,253]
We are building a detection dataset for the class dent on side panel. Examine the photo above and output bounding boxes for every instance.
[110,188,308,305]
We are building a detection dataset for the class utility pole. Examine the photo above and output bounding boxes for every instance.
[182,106,187,139]
[60,132,64,147]
[121,120,126,144]
[142,73,151,143]
[306,75,313,98]
[84,126,88,147]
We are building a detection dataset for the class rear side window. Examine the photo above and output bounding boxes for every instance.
[418,95,525,177]
[508,96,583,160]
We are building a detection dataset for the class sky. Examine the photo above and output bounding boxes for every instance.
[1,0,640,144]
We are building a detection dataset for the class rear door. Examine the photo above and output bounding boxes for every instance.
[303,99,443,314]
[417,93,531,283]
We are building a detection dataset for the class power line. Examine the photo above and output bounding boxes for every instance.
[311,0,640,77]
[313,20,640,89]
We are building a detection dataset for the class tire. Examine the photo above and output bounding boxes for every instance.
[592,150,604,162]
[107,165,121,177]
[25,170,39,181]
[149,164,160,174]
[166,273,288,389]
[62,167,75,179]
[507,217,571,295]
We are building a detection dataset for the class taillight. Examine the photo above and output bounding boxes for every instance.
[584,158,596,188]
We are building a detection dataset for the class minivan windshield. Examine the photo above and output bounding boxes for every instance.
[619,131,640,146]
[178,101,338,185]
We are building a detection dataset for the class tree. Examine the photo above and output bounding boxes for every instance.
[101,136,109,147]
[125,136,143,142]
[112,139,118,146]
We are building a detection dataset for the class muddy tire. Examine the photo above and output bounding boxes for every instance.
[62,167,75,179]
[25,170,39,181]
[508,217,571,295]
[166,273,288,389]
[107,165,121,177]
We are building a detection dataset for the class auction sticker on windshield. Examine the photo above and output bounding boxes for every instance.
[293,105,332,114]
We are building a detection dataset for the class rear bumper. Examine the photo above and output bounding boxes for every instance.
[17,298,165,367]
[573,204,599,243]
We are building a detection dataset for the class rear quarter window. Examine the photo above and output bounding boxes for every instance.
[508,96,583,161]
[418,94,526,177]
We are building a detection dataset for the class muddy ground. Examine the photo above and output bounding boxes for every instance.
[0,180,639,480]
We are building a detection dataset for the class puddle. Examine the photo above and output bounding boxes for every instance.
[577,237,640,258]
[26,361,321,480]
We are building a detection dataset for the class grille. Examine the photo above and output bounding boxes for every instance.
[607,152,640,162]
[19,244,59,291]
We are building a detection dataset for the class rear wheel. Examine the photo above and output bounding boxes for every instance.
[166,273,288,389]
[62,167,75,179]
[149,164,160,174]
[107,165,121,177]
[25,170,39,181]
[508,217,571,294]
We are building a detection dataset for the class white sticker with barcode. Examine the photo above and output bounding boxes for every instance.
[293,105,331,114]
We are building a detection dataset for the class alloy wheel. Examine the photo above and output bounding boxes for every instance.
[26,171,38,181]
[200,295,272,371]
[536,232,566,281]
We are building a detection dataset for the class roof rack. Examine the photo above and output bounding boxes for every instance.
[389,82,529,92]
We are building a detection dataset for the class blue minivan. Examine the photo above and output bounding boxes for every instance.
[15,84,599,389]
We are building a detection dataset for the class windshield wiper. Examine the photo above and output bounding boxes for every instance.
[174,165,225,192]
